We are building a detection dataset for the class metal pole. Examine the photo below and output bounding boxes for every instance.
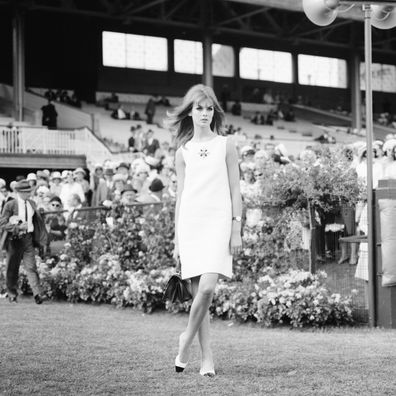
[363,4,377,327]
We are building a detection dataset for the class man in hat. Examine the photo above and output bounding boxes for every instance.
[136,178,164,204]
[0,180,48,303]
[120,184,138,206]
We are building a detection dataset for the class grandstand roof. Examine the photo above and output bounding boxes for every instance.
[1,0,396,57]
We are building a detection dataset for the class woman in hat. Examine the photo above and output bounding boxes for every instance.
[59,171,85,215]
[73,168,91,204]
[50,171,63,197]
[166,84,242,377]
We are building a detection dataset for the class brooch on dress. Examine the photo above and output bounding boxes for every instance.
[199,148,209,158]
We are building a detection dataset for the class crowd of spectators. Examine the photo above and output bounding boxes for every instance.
[44,89,81,108]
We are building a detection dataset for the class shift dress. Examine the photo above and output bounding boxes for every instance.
[178,135,233,280]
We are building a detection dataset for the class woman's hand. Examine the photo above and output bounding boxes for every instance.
[230,231,242,256]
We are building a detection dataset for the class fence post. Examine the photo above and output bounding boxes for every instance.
[308,201,317,274]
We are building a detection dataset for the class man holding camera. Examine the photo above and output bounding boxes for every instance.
[0,179,48,304]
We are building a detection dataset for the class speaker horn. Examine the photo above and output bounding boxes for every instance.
[302,0,340,26]
[371,5,396,29]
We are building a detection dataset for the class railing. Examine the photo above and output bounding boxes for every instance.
[0,125,143,167]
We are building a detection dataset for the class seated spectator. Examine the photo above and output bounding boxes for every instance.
[251,112,265,125]
[111,105,130,120]
[231,100,242,116]
[266,110,275,125]
[44,89,56,101]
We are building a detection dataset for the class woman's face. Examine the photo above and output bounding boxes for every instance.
[190,99,214,129]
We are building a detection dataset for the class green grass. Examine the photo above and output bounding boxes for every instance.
[1,297,396,396]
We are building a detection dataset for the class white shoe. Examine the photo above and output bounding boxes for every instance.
[200,368,216,377]
[175,355,188,373]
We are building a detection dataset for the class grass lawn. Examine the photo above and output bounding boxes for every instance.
[1,297,396,396]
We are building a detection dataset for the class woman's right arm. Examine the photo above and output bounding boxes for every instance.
[173,148,185,259]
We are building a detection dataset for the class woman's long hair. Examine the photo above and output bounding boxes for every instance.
[164,84,225,149]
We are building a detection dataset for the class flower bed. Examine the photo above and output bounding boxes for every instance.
[0,255,353,327]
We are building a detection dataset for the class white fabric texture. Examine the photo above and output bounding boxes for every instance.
[178,135,232,280]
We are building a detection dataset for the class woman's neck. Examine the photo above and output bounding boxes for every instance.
[191,127,214,141]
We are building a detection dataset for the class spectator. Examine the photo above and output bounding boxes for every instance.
[128,128,139,153]
[143,130,160,156]
[103,168,115,194]
[59,170,85,213]
[67,194,86,223]
[45,196,67,246]
[49,171,62,197]
[251,112,264,125]
[41,99,58,129]
[90,164,108,207]
[26,173,37,191]
[231,100,242,116]
[220,84,230,112]
[131,164,151,195]
[115,162,131,182]
[36,170,50,187]
[145,96,156,124]
[111,104,129,120]
[111,174,126,203]
[73,168,90,203]
[0,185,14,213]
[120,185,138,205]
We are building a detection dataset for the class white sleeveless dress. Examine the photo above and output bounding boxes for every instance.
[178,135,233,280]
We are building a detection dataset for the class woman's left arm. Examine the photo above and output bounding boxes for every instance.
[226,137,243,255]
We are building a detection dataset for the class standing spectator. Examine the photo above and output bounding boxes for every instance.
[0,185,14,213]
[0,180,48,304]
[143,130,160,156]
[59,171,85,213]
[90,164,108,207]
[45,196,67,256]
[41,99,58,129]
[49,171,63,197]
[145,96,156,124]
[131,164,151,195]
[128,128,139,152]
[115,162,131,183]
[111,174,126,203]
[137,178,165,204]
[103,168,115,198]
[73,168,91,204]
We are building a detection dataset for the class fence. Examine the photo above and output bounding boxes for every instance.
[0,125,144,167]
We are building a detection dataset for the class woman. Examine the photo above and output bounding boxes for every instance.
[167,84,242,377]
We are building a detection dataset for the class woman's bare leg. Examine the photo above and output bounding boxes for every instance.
[190,277,214,371]
[178,273,218,364]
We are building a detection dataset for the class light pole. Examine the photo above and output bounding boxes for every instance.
[302,0,396,327]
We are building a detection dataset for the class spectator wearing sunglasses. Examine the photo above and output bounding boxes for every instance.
[45,197,67,252]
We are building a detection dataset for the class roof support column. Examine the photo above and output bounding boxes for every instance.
[12,8,25,122]
[202,33,213,87]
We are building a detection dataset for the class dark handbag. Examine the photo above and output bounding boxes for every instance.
[163,273,192,303]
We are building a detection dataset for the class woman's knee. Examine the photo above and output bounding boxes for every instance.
[198,274,218,297]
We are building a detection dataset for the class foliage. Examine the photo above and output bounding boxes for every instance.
[270,146,364,213]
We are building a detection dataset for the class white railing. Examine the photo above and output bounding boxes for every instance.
[0,125,143,167]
